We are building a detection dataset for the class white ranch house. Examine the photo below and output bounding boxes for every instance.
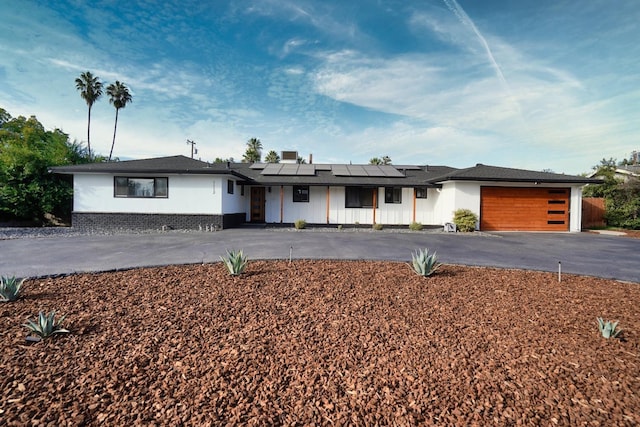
[51,155,599,232]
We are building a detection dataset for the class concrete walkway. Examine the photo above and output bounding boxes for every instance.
[1,229,638,282]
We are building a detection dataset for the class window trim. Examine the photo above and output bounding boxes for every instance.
[293,185,310,203]
[385,187,402,204]
[415,187,428,199]
[345,186,378,208]
[114,177,168,198]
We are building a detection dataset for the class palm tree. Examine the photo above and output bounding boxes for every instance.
[75,71,103,156]
[242,137,263,163]
[106,81,133,161]
[369,157,382,165]
[381,155,392,165]
[264,150,280,163]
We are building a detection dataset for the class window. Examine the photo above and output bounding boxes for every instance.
[293,185,309,203]
[345,187,378,208]
[415,187,428,199]
[114,177,168,198]
[385,187,402,204]
[227,179,234,194]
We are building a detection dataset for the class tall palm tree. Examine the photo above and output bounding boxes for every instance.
[264,150,280,163]
[75,71,103,156]
[106,81,133,161]
[242,137,263,163]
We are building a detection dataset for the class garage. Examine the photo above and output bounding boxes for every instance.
[480,187,570,231]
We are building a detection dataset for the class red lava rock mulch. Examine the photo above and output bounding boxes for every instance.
[1,261,639,425]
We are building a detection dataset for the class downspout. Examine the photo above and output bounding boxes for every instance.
[326,186,330,224]
[280,185,284,224]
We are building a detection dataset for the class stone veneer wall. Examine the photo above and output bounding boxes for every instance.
[72,212,246,232]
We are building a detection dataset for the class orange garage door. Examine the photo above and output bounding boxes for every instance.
[480,187,570,231]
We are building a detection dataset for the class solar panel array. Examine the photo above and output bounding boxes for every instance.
[331,165,404,177]
[259,163,404,177]
[261,163,316,176]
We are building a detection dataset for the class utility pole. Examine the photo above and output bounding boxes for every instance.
[186,139,197,158]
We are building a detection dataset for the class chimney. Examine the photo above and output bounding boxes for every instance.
[309,153,313,164]
[226,161,230,169]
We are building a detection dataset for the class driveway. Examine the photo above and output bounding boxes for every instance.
[0,229,638,282]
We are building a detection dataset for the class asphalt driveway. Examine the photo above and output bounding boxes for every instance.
[0,229,638,282]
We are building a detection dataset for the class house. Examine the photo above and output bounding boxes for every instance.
[50,155,600,232]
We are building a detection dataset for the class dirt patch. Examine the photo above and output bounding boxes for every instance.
[1,261,638,425]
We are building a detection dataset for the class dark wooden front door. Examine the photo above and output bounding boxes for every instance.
[250,187,265,222]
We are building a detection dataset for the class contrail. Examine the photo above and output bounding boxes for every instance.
[443,0,508,88]
[443,0,528,128]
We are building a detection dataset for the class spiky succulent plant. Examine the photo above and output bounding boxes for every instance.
[0,276,24,302]
[220,249,248,276]
[411,248,441,277]
[23,311,70,338]
[597,317,622,339]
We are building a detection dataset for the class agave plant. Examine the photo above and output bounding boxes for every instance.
[411,248,441,277]
[0,276,24,302]
[23,311,70,338]
[597,317,622,339]
[220,249,248,276]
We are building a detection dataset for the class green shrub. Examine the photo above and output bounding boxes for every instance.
[294,219,306,230]
[453,209,478,232]
[372,223,383,230]
[0,276,24,302]
[597,317,622,339]
[23,311,70,338]
[337,224,343,231]
[411,248,441,277]
[220,249,248,276]
[409,221,423,231]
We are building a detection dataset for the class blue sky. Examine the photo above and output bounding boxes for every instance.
[1,0,638,174]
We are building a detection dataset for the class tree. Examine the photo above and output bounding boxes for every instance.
[0,109,94,223]
[75,71,103,156]
[106,81,132,161]
[369,155,391,165]
[242,137,262,163]
[264,150,280,163]
[583,157,640,229]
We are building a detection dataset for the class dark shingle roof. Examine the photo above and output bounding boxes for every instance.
[433,164,598,184]
[50,156,601,186]
[50,155,238,176]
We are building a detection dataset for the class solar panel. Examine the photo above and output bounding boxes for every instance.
[315,164,332,171]
[297,164,316,175]
[332,165,350,176]
[261,163,283,175]
[250,163,266,169]
[280,164,299,175]
[380,165,405,177]
[347,165,367,176]
[362,165,384,177]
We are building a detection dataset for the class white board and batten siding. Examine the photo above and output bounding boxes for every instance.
[262,186,442,225]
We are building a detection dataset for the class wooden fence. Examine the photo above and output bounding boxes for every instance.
[581,197,605,229]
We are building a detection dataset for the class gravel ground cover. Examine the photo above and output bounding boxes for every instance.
[1,260,639,425]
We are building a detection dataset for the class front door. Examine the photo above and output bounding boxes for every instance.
[250,187,265,222]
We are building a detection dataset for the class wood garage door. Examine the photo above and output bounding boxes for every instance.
[480,187,570,231]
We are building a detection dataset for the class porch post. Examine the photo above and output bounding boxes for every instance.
[372,187,377,224]
[412,188,416,223]
[280,185,284,224]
